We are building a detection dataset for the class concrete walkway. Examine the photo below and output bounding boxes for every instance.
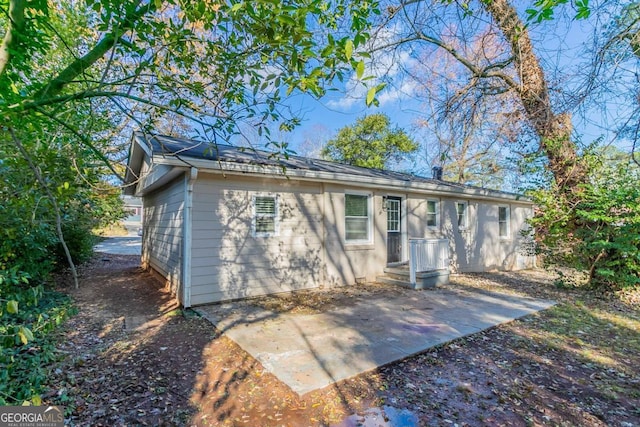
[197,286,555,395]
[94,236,141,256]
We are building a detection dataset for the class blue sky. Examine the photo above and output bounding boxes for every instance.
[279,4,636,164]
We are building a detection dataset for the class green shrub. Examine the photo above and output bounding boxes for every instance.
[529,147,640,290]
[0,204,57,283]
[0,270,76,405]
[56,208,99,266]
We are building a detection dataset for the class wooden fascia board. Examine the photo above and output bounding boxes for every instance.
[151,156,532,205]
[124,133,154,195]
[135,164,188,196]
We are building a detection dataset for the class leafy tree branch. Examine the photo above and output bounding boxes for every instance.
[0,0,25,76]
[8,127,79,289]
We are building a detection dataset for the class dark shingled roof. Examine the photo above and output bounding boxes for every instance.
[137,132,524,198]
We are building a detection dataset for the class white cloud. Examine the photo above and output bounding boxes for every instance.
[326,23,419,111]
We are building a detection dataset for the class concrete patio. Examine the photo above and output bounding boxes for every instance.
[196,285,555,395]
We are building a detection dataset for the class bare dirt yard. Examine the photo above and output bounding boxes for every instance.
[47,254,640,426]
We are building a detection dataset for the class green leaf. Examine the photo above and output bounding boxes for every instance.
[7,300,18,314]
[575,0,590,20]
[366,86,376,106]
[356,60,365,80]
[18,326,34,344]
[345,39,354,61]
[278,14,295,25]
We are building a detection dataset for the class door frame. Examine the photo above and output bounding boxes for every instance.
[385,194,407,265]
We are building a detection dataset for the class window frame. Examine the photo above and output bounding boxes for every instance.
[426,199,439,228]
[252,194,279,237]
[386,197,401,232]
[498,205,511,239]
[344,191,373,244]
[456,201,469,230]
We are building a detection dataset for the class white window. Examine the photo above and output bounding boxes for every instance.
[426,200,438,227]
[499,206,510,238]
[456,202,468,229]
[386,198,400,232]
[345,193,371,243]
[253,195,278,237]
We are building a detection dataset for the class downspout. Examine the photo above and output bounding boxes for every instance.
[182,167,198,308]
[321,182,326,285]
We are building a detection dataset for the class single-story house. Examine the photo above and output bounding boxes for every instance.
[124,132,535,307]
[121,195,143,234]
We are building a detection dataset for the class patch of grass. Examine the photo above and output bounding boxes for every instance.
[93,222,129,237]
[518,294,640,403]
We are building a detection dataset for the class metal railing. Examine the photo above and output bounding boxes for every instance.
[409,238,449,285]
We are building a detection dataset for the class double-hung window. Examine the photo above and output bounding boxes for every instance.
[456,202,468,229]
[345,193,371,243]
[498,206,510,238]
[426,200,438,227]
[253,195,278,237]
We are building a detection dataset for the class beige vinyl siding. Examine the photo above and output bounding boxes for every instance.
[440,199,534,272]
[407,196,443,239]
[189,174,325,305]
[323,186,387,286]
[142,176,185,300]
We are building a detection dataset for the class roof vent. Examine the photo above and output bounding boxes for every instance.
[432,166,443,180]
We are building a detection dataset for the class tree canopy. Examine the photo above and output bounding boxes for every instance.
[321,113,418,169]
[0,0,382,405]
[0,0,379,284]
[0,0,377,152]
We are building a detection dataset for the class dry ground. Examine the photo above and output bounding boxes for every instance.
[47,254,640,426]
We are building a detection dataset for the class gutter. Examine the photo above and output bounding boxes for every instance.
[152,156,532,205]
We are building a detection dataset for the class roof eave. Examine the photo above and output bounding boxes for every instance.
[123,133,153,195]
[151,154,532,204]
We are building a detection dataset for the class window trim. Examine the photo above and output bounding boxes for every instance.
[456,201,469,230]
[344,191,373,245]
[426,199,439,228]
[386,197,401,232]
[498,205,511,239]
[252,194,279,237]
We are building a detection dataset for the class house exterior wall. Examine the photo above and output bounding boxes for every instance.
[406,195,444,239]
[140,166,534,306]
[142,176,185,302]
[397,194,534,272]
[322,185,388,285]
[440,199,534,272]
[189,173,325,305]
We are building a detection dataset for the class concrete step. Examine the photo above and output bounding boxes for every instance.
[375,275,414,289]
[384,266,444,280]
[383,266,412,281]
[383,270,410,281]
[378,268,450,290]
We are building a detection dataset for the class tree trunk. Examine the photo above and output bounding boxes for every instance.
[481,0,587,192]
[0,0,26,77]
